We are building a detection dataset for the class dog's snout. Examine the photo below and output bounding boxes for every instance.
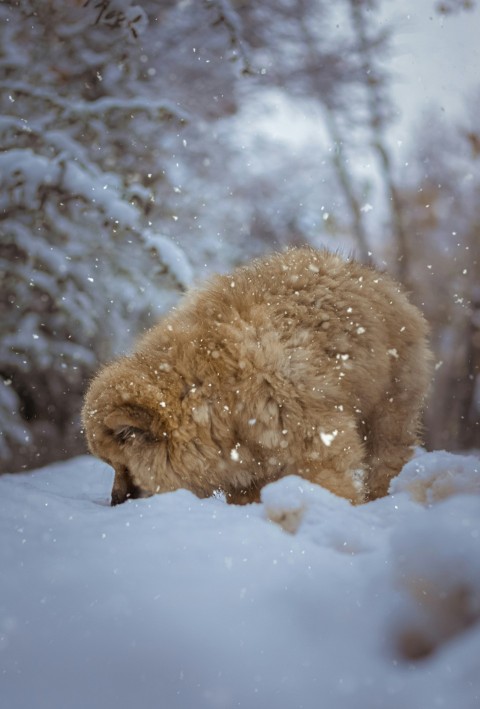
[111,466,149,506]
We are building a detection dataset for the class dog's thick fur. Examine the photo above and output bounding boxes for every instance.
[82,248,432,506]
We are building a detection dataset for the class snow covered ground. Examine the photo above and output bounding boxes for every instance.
[1,451,480,709]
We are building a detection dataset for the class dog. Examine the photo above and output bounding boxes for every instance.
[82,247,432,506]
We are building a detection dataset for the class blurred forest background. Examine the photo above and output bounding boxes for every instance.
[1,0,479,474]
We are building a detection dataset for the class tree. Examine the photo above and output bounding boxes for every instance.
[347,0,411,282]
[396,100,480,450]
[0,0,197,471]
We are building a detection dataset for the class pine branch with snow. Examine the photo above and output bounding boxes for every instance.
[0,0,193,471]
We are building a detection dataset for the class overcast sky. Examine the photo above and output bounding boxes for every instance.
[386,1,480,132]
[245,1,480,150]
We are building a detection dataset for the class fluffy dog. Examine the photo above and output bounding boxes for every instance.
[82,248,432,506]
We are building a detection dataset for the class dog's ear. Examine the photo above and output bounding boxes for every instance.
[104,407,154,443]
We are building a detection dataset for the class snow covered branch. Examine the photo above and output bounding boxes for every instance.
[204,0,254,75]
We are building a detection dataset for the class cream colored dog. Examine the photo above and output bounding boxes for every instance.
[82,248,432,506]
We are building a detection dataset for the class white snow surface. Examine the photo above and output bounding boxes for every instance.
[1,451,479,709]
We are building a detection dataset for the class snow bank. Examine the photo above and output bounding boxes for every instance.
[1,451,479,709]
[389,449,480,503]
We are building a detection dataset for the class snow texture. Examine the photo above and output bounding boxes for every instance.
[142,231,194,289]
[389,450,480,504]
[1,450,479,709]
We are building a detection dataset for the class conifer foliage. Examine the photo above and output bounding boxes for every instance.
[0,1,192,471]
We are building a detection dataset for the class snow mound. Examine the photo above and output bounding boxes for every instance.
[389,496,480,661]
[389,450,480,504]
[262,475,379,553]
[1,450,480,709]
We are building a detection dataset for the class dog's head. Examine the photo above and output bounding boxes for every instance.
[82,357,210,505]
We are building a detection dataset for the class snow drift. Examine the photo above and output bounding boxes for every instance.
[1,450,479,709]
